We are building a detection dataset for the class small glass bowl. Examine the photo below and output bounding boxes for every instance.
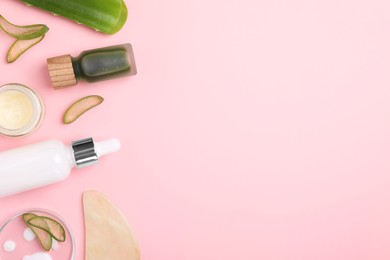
[0,209,75,260]
[0,83,45,137]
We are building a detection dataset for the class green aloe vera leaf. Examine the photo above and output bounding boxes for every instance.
[7,35,45,63]
[0,15,49,40]
[20,0,128,34]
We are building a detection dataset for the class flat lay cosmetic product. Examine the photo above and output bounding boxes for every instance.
[0,83,44,137]
[47,43,137,89]
[0,137,121,198]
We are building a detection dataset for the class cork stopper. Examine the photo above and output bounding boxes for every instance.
[47,54,77,89]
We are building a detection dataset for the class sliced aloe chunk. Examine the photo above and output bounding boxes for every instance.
[0,15,49,40]
[64,95,104,124]
[28,216,66,242]
[22,213,52,251]
[20,0,128,34]
[7,35,45,63]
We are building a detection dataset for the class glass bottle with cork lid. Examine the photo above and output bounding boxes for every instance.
[47,43,137,89]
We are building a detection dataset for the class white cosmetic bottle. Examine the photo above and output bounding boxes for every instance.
[0,137,120,198]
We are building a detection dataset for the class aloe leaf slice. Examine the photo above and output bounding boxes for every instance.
[20,0,128,34]
[7,34,45,63]
[64,95,104,124]
[22,213,53,251]
[28,216,66,242]
[0,15,49,40]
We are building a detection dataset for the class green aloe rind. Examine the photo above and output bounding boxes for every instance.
[7,35,45,63]
[0,15,49,62]
[0,15,49,40]
[20,0,128,34]
[22,213,53,251]
[64,95,104,124]
[28,216,66,242]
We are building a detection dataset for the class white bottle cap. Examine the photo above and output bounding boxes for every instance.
[94,138,121,157]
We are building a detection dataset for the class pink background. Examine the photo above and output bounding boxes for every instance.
[1,0,390,259]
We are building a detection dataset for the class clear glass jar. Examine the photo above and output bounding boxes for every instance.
[0,83,45,137]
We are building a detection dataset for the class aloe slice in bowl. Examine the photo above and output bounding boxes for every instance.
[7,35,45,63]
[20,0,128,34]
[28,216,66,242]
[22,213,53,251]
[64,95,104,124]
[1,209,75,258]
[0,15,49,40]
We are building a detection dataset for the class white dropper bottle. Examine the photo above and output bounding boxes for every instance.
[0,137,120,198]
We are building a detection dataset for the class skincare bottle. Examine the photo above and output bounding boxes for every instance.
[47,43,137,89]
[0,137,120,198]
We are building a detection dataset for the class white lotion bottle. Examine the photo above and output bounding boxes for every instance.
[0,137,120,198]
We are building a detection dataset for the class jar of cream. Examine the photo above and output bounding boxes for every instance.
[0,83,44,137]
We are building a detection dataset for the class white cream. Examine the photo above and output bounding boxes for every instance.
[24,227,36,241]
[0,90,33,130]
[3,240,16,252]
[0,83,44,137]
[22,252,52,260]
[51,238,59,251]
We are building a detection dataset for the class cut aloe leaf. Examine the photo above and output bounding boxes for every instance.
[28,216,66,242]
[20,0,128,34]
[64,95,104,124]
[22,213,53,251]
[7,35,45,63]
[0,15,49,40]
[22,213,37,224]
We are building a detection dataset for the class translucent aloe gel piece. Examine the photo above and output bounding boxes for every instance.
[0,15,49,40]
[20,0,128,34]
